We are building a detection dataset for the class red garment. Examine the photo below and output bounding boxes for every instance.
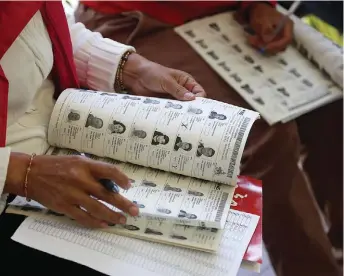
[81,1,276,25]
[0,1,79,147]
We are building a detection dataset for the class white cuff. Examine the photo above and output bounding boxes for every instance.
[0,147,11,214]
[70,22,135,92]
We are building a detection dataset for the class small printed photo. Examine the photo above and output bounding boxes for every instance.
[244,55,255,64]
[144,228,163,236]
[302,78,313,87]
[151,131,170,145]
[143,98,160,104]
[253,97,265,105]
[214,166,226,176]
[164,184,182,192]
[187,106,203,115]
[187,190,204,197]
[156,208,172,214]
[206,50,219,61]
[170,234,188,240]
[123,225,140,231]
[195,39,208,49]
[209,22,220,32]
[122,95,141,100]
[232,44,242,53]
[100,92,117,97]
[108,120,126,134]
[218,61,231,72]
[221,34,230,43]
[277,87,290,97]
[178,210,197,219]
[277,58,288,66]
[196,142,216,157]
[131,129,147,139]
[185,30,196,38]
[85,114,104,129]
[174,136,192,151]
[165,101,183,109]
[241,84,254,94]
[67,110,81,122]
[289,68,301,78]
[253,65,264,73]
[230,73,242,83]
[141,180,157,188]
[208,111,227,120]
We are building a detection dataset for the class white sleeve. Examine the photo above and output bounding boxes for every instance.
[0,147,11,214]
[69,22,136,92]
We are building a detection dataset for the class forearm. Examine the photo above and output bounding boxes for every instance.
[69,22,135,92]
[3,151,29,196]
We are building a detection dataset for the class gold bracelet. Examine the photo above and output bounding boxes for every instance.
[24,153,36,202]
[115,51,132,92]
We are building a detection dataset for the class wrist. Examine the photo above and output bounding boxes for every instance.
[122,53,149,92]
[4,152,30,196]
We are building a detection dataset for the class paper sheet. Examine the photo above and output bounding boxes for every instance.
[12,210,259,276]
[174,11,342,125]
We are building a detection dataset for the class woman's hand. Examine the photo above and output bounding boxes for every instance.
[247,2,294,54]
[5,153,139,228]
[122,53,206,100]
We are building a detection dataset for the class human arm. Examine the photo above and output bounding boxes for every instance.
[238,1,294,54]
[68,22,206,99]
[2,152,139,227]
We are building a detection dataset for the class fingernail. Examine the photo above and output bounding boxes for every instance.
[119,217,127,224]
[101,222,108,228]
[129,206,139,216]
[184,92,195,100]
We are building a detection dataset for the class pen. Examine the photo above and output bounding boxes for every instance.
[78,152,120,194]
[260,1,302,53]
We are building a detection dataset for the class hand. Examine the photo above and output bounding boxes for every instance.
[5,153,139,228]
[122,53,206,100]
[247,3,293,54]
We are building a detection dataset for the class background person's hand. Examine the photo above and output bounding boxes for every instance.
[5,153,139,228]
[247,2,294,55]
[122,53,206,100]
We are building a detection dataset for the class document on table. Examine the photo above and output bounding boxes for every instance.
[12,210,259,276]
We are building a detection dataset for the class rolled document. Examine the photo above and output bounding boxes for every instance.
[278,5,343,88]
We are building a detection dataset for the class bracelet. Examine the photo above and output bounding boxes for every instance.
[115,51,132,92]
[24,153,36,202]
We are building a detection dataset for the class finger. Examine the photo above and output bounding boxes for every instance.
[84,183,139,217]
[66,206,108,228]
[87,159,130,189]
[163,79,196,101]
[181,75,206,98]
[265,21,293,54]
[251,19,275,43]
[78,194,131,224]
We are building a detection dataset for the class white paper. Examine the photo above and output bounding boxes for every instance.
[12,210,259,276]
[48,89,259,185]
[174,11,343,125]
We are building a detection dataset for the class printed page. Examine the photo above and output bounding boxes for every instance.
[48,89,259,185]
[174,12,342,125]
[276,5,343,89]
[12,210,259,276]
[41,147,234,229]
